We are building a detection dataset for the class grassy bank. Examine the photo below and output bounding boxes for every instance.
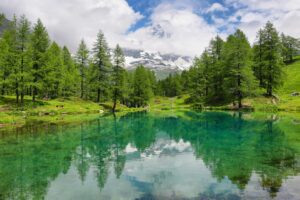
[0,96,145,128]
[1,57,300,128]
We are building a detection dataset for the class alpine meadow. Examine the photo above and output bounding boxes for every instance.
[1,1,300,199]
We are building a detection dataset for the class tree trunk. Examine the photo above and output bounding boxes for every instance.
[97,88,100,102]
[20,44,24,105]
[112,90,117,112]
[16,82,19,104]
[2,77,5,95]
[237,62,242,109]
[80,77,84,99]
[33,87,36,102]
[21,93,24,105]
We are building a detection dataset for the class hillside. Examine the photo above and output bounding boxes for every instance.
[241,56,300,112]
[277,56,300,110]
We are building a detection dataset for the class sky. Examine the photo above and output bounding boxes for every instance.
[0,0,299,56]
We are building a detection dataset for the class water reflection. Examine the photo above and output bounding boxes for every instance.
[0,111,300,199]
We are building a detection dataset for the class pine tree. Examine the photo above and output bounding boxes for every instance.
[91,31,111,102]
[112,44,125,112]
[31,19,50,101]
[43,42,63,98]
[187,53,210,103]
[16,15,31,104]
[253,29,265,87]
[261,22,284,96]
[0,19,15,96]
[223,29,257,108]
[0,33,9,96]
[62,46,79,97]
[132,66,153,107]
[2,16,19,102]
[75,40,89,99]
[199,50,212,99]
[208,36,225,102]
[281,33,300,63]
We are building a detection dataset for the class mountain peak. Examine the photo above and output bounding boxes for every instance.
[123,48,193,79]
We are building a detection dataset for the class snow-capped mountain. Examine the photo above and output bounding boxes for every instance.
[123,48,193,79]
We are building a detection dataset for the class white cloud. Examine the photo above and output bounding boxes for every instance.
[1,0,298,57]
[225,0,300,44]
[206,3,227,13]
[0,0,217,56]
[0,0,142,51]
[124,2,217,56]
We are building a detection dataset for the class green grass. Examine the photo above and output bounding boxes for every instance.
[0,96,147,128]
[224,56,300,112]
[149,95,190,112]
[1,56,300,128]
[0,96,105,127]
[276,56,300,111]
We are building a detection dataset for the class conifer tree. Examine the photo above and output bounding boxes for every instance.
[62,46,78,97]
[132,66,153,107]
[75,40,89,99]
[223,29,257,108]
[112,44,125,112]
[0,19,14,96]
[281,33,300,63]
[43,42,63,98]
[260,22,284,96]
[253,29,265,87]
[208,36,225,102]
[31,19,49,101]
[91,30,111,102]
[0,33,9,96]
[2,16,19,102]
[16,15,31,104]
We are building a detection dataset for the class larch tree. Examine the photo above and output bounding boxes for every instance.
[0,22,12,96]
[281,33,300,63]
[75,40,89,99]
[62,46,79,97]
[208,36,225,102]
[16,15,31,104]
[261,22,284,96]
[43,42,63,98]
[253,29,265,87]
[112,44,125,112]
[91,31,111,102]
[132,66,153,107]
[223,29,257,108]
[31,19,50,101]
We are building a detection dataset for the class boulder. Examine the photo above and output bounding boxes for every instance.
[291,92,299,96]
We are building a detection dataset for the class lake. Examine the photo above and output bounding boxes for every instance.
[0,111,300,200]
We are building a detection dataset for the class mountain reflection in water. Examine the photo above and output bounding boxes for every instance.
[0,111,300,200]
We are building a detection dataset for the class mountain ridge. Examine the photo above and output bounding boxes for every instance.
[123,48,193,79]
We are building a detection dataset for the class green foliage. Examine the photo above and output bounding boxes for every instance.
[90,30,112,102]
[75,40,89,99]
[31,18,50,101]
[112,44,126,111]
[1,14,299,112]
[281,33,300,63]
[253,22,285,96]
[132,65,154,107]
[61,46,79,97]
[223,29,257,108]
[157,73,182,97]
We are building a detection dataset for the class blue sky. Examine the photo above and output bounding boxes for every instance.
[1,0,299,56]
[126,0,238,33]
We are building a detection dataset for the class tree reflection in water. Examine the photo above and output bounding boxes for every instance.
[0,111,299,199]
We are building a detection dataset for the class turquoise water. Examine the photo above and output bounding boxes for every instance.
[0,111,300,200]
